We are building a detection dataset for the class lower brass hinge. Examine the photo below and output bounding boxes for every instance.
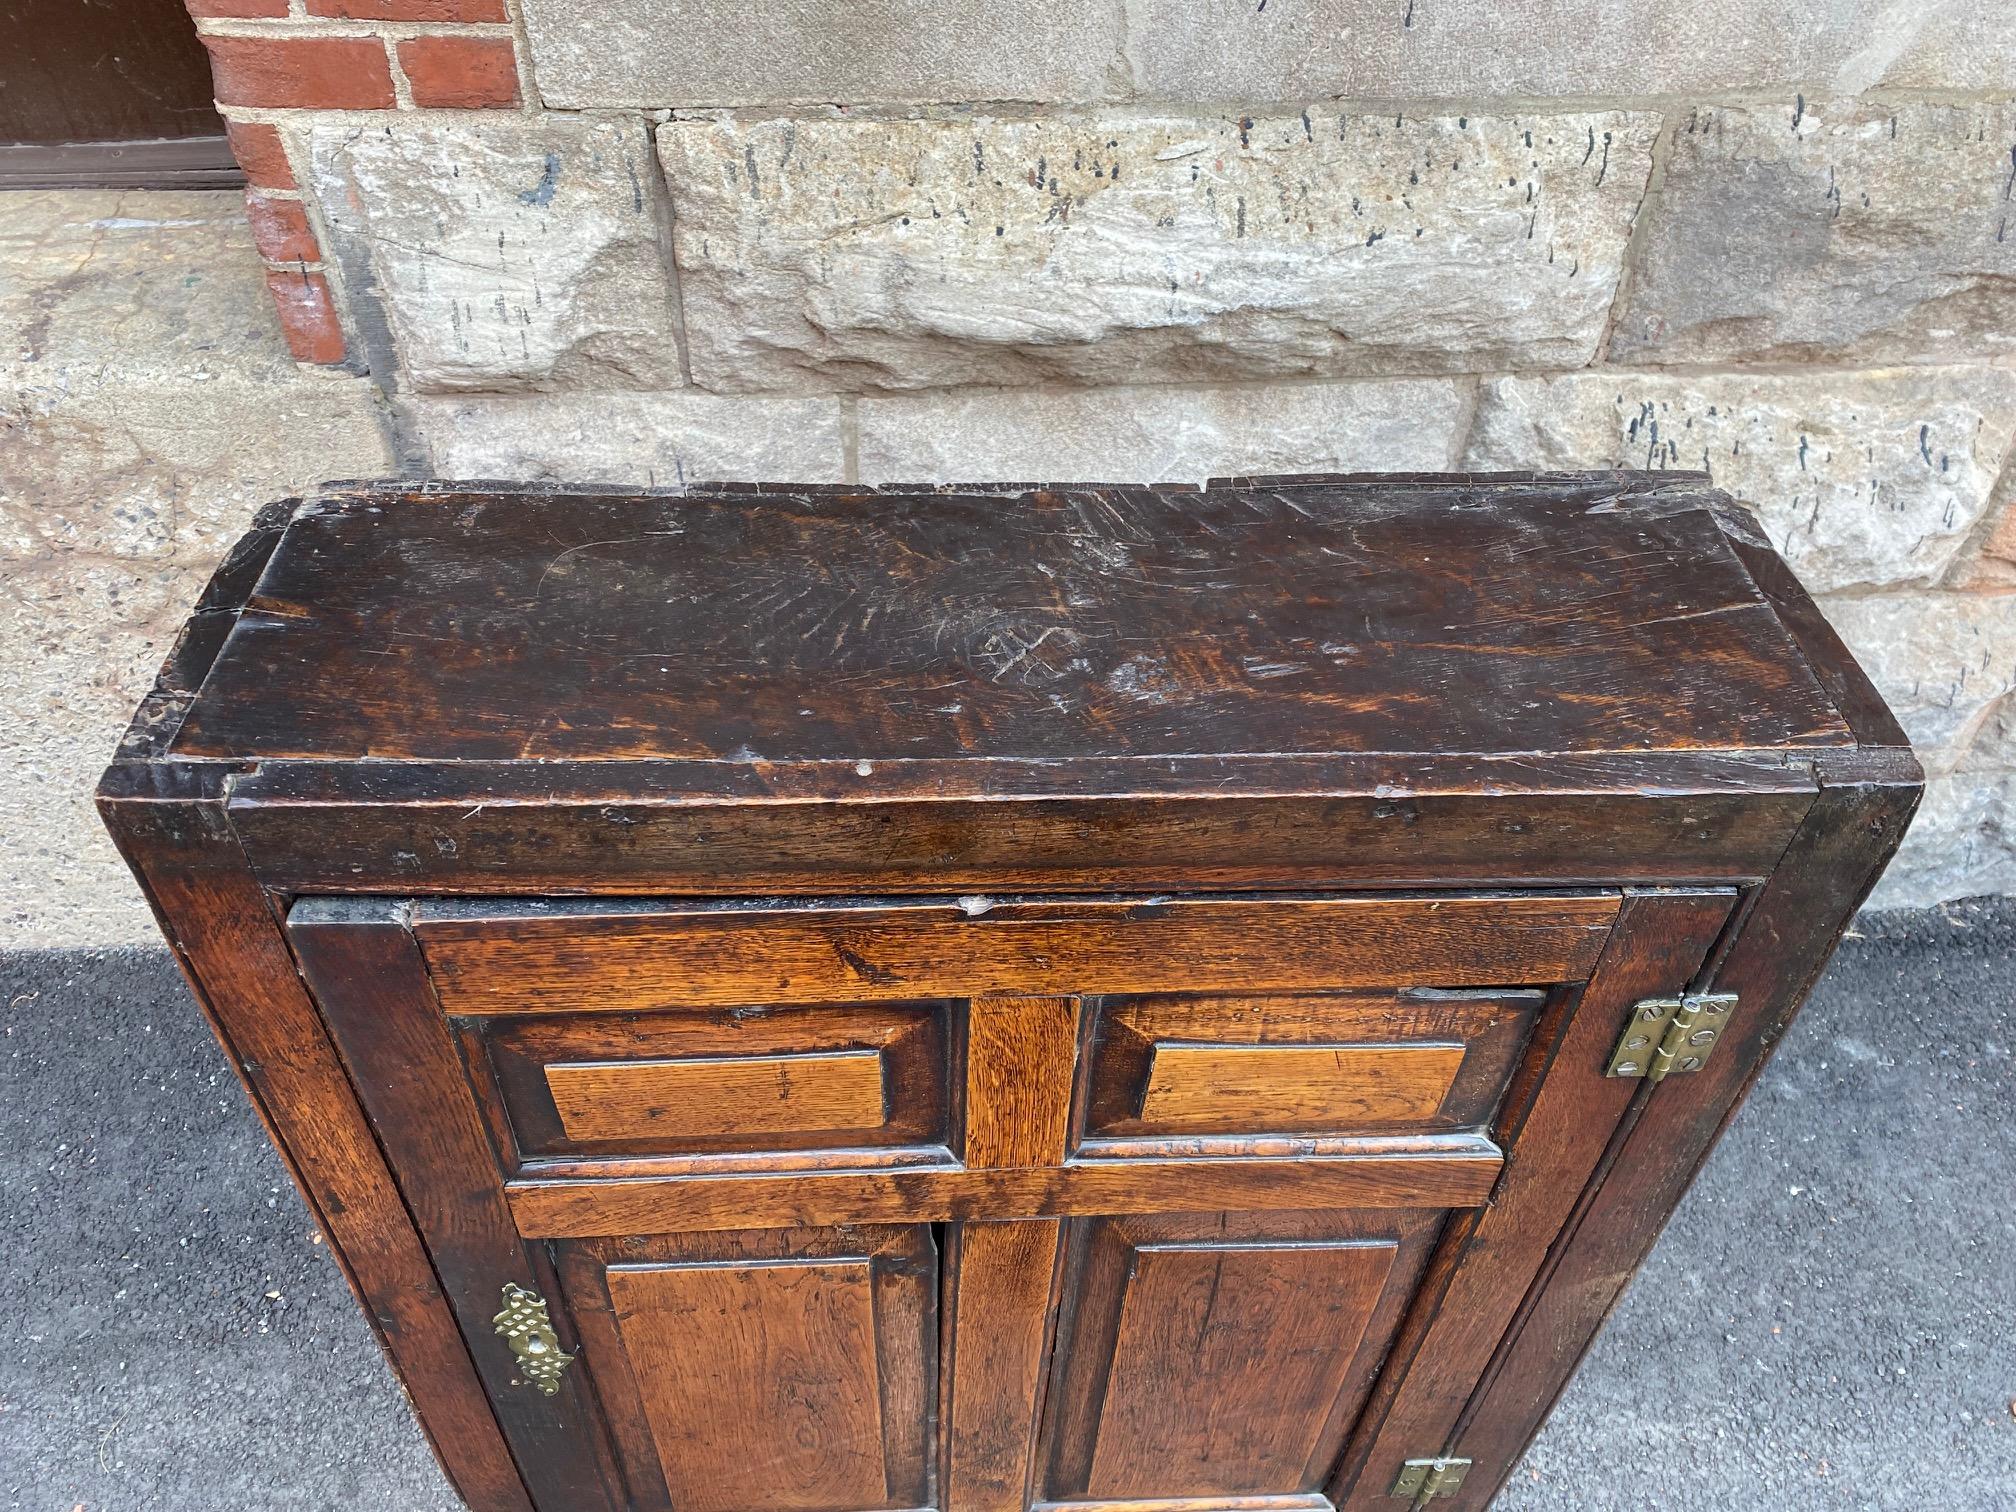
[1606,992,1738,1081]
[1390,1457,1472,1501]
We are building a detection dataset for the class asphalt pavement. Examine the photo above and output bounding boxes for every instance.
[3,899,2012,1510]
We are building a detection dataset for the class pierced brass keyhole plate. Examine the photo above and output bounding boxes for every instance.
[494,1283,575,1396]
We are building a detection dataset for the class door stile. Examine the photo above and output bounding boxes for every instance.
[941,1219,1070,1512]
[943,994,1082,1512]
[1331,887,1738,1510]
[287,897,629,1512]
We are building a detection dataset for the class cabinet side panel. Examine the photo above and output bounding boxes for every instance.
[1451,781,1919,1508]
[97,789,533,1512]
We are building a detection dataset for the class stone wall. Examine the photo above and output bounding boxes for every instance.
[15,1,2016,939]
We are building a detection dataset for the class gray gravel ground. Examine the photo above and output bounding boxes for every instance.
[2,899,2012,1511]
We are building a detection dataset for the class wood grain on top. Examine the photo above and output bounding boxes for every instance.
[164,475,1856,767]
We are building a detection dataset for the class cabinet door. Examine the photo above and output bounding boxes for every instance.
[288,887,1735,1512]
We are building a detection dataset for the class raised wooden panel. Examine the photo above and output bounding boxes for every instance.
[467,1000,951,1164]
[1089,1242,1396,1495]
[555,1226,936,1512]
[1081,992,1540,1148]
[1138,1045,1464,1130]
[1041,1211,1442,1503]
[414,894,1620,1015]
[546,1050,888,1143]
[611,1262,887,1512]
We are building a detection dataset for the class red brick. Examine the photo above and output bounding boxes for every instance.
[265,269,347,365]
[187,0,290,16]
[203,34,396,110]
[244,191,320,264]
[225,120,296,189]
[309,0,508,18]
[397,35,520,108]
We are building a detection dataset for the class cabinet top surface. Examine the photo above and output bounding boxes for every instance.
[141,473,1881,783]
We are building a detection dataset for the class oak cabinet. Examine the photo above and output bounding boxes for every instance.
[101,473,1918,1510]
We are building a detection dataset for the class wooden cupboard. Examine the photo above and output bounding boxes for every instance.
[101,473,1918,1510]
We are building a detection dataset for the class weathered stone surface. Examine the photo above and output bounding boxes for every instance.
[1820,594,2016,769]
[1612,101,2016,366]
[858,377,1464,483]
[520,0,1121,107]
[0,191,393,561]
[1128,0,2016,102]
[658,109,1658,393]
[1,371,393,560]
[312,117,682,392]
[0,190,300,387]
[1866,771,2016,910]
[406,392,846,484]
[0,189,394,945]
[1954,473,2016,590]
[1464,369,2016,593]
[1818,589,2016,906]
[1,558,212,947]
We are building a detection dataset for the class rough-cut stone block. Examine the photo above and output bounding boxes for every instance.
[858,378,1465,484]
[520,0,1120,108]
[658,109,1657,393]
[1612,101,2016,366]
[312,118,682,392]
[1127,0,2016,102]
[1866,770,2016,910]
[405,392,846,484]
[1464,370,2016,593]
[1820,595,2016,770]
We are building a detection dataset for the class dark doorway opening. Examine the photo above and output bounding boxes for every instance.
[2,0,242,189]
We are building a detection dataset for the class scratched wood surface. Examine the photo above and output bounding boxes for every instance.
[164,476,1854,768]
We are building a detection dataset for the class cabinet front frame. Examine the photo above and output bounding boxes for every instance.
[282,884,1744,1512]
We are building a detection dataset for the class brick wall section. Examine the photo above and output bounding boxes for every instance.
[182,0,529,365]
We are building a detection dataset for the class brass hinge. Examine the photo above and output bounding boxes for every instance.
[1390,1457,1472,1501]
[1605,992,1738,1081]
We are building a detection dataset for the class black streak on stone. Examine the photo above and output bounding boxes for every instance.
[517,152,561,207]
